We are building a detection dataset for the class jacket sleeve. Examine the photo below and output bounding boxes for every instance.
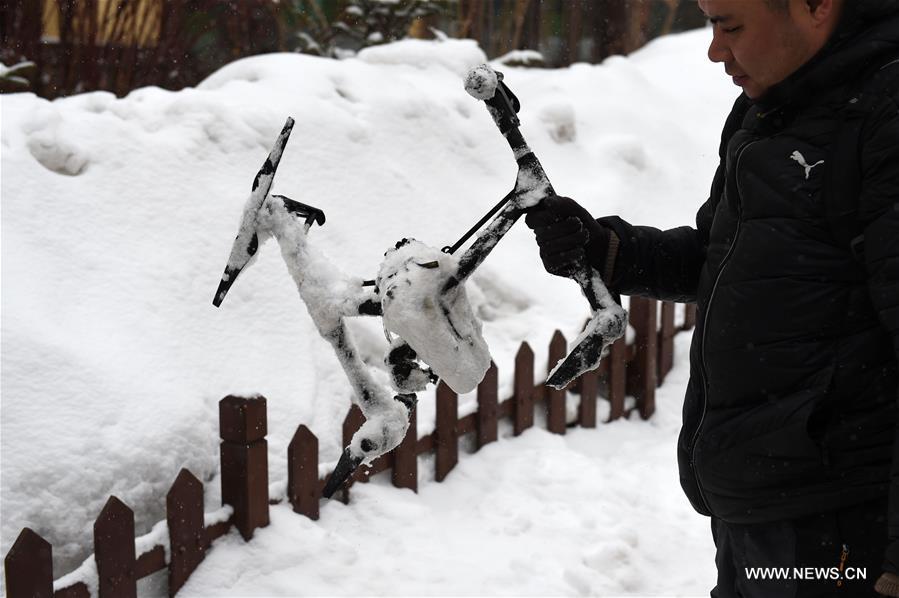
[596,216,705,304]
[859,92,899,573]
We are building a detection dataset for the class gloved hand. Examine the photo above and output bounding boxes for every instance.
[525,195,614,279]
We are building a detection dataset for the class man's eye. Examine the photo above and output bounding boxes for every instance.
[722,26,742,33]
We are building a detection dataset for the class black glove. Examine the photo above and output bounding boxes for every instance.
[525,195,612,279]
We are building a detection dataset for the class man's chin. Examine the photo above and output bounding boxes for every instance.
[732,75,764,99]
[740,83,767,100]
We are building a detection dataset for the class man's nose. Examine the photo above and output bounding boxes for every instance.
[707,29,732,63]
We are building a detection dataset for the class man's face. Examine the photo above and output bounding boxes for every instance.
[698,0,823,99]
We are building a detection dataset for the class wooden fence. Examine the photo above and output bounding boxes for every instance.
[4,297,695,598]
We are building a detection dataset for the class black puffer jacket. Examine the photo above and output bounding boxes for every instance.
[601,0,899,540]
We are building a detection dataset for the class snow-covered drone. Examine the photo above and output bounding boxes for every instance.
[213,65,626,497]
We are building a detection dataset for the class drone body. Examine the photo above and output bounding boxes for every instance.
[216,64,625,499]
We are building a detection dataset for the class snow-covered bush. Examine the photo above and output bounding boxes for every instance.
[0,61,35,93]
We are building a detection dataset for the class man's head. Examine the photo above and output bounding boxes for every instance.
[698,0,844,99]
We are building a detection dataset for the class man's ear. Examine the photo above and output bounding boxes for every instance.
[806,0,838,24]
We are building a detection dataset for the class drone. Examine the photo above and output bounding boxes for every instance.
[213,65,626,498]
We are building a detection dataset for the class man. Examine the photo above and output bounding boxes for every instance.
[526,1,899,596]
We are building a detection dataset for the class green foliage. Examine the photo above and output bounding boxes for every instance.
[279,0,335,56]
[285,0,446,58]
[336,0,442,48]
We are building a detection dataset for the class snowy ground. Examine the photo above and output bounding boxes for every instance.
[2,26,735,597]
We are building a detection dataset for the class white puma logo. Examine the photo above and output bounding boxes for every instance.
[790,151,824,180]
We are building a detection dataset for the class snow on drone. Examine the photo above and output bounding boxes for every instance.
[214,66,625,497]
[213,118,492,496]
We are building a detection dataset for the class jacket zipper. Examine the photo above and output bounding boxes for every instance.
[836,543,849,588]
[689,138,758,515]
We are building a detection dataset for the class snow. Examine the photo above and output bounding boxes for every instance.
[378,239,490,394]
[495,49,546,67]
[358,38,487,76]
[464,63,499,100]
[1,28,736,597]
[257,195,408,465]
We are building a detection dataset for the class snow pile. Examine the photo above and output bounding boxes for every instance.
[495,49,546,67]
[2,27,736,596]
[357,38,487,76]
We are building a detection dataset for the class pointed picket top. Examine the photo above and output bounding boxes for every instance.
[5,527,51,565]
[549,330,567,358]
[168,468,203,503]
[167,469,206,596]
[513,341,535,435]
[4,527,53,598]
[289,424,318,452]
[288,424,320,520]
[548,330,567,382]
[166,469,204,542]
[546,330,568,434]
[94,495,136,598]
[483,360,498,384]
[515,341,534,364]
[95,495,134,534]
[477,361,499,450]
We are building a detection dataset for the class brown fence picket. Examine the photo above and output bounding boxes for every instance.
[607,336,627,421]
[513,342,535,435]
[4,528,53,598]
[578,366,598,428]
[546,330,567,434]
[658,301,676,385]
[392,406,418,492]
[435,382,458,482]
[288,424,320,520]
[219,395,269,541]
[626,297,658,419]
[167,469,206,597]
[684,302,697,330]
[94,496,137,598]
[477,362,498,449]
